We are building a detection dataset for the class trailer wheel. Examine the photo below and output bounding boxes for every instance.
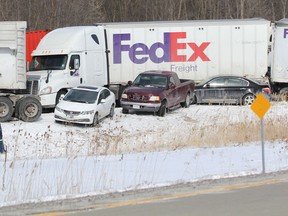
[279,88,288,101]
[18,97,42,122]
[0,97,13,122]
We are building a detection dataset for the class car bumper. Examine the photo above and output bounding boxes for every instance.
[54,110,93,124]
[121,101,161,112]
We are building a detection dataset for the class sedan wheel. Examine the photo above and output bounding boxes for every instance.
[242,94,255,105]
[92,113,99,126]
[109,105,115,118]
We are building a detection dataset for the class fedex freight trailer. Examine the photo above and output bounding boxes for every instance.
[30,18,270,108]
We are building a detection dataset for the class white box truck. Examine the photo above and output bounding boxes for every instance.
[29,18,272,109]
[0,21,42,122]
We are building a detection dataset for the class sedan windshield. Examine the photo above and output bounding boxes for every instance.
[29,55,68,71]
[64,89,98,104]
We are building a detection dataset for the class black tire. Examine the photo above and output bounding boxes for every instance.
[191,94,197,104]
[279,89,288,101]
[242,94,255,105]
[92,112,99,126]
[0,97,13,122]
[55,89,67,105]
[109,104,115,118]
[181,92,191,108]
[18,97,42,122]
[157,100,167,117]
[122,108,129,114]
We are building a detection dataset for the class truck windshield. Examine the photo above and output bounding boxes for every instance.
[29,55,68,71]
[133,75,168,88]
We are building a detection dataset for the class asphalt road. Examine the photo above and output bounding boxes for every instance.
[1,171,288,216]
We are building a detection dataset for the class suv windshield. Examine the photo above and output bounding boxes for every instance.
[29,55,68,71]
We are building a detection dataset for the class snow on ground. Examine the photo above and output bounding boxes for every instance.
[0,102,288,206]
[1,102,288,160]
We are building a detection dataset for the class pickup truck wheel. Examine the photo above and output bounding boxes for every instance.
[92,112,99,126]
[0,97,13,122]
[18,97,42,122]
[181,93,191,108]
[242,94,255,105]
[122,108,129,114]
[157,101,167,117]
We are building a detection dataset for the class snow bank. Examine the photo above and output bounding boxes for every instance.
[0,103,288,206]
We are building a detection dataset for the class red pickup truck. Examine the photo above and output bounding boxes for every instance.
[120,70,195,116]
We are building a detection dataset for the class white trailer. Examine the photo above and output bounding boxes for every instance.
[27,18,288,110]
[0,21,42,122]
[29,18,272,108]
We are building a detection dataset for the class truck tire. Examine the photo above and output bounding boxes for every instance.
[242,94,255,105]
[181,92,191,108]
[18,97,42,122]
[0,97,13,122]
[157,100,167,117]
[279,88,288,101]
[56,89,67,105]
[122,108,129,114]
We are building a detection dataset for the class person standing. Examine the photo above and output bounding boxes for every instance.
[0,123,5,153]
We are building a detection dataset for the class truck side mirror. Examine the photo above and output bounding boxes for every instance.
[128,80,133,86]
[169,83,175,89]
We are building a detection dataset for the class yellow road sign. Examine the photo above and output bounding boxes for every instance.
[250,93,271,119]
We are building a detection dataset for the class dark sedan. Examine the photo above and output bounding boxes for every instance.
[194,75,271,105]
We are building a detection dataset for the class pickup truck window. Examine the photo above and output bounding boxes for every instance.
[133,74,168,88]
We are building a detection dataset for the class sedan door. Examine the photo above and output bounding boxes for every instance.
[224,78,250,104]
[199,78,226,104]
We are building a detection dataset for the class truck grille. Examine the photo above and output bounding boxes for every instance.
[128,94,149,102]
[18,80,39,95]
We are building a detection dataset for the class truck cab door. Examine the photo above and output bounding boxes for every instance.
[166,76,180,107]
[67,54,82,86]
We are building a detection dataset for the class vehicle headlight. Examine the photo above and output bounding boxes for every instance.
[39,86,52,95]
[80,110,94,115]
[149,95,160,102]
[55,106,64,113]
[121,93,128,99]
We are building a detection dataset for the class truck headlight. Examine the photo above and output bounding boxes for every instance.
[121,93,128,99]
[149,96,160,102]
[39,86,52,95]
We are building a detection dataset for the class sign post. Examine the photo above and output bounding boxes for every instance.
[250,93,271,174]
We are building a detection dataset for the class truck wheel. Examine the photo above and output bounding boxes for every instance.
[56,90,67,105]
[181,92,191,108]
[0,97,13,122]
[279,88,288,101]
[18,97,42,122]
[122,108,129,114]
[157,101,167,117]
[92,112,99,126]
[242,94,255,105]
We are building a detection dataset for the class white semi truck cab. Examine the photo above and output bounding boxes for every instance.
[29,26,108,108]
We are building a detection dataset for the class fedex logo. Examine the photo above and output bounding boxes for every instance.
[113,32,210,64]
